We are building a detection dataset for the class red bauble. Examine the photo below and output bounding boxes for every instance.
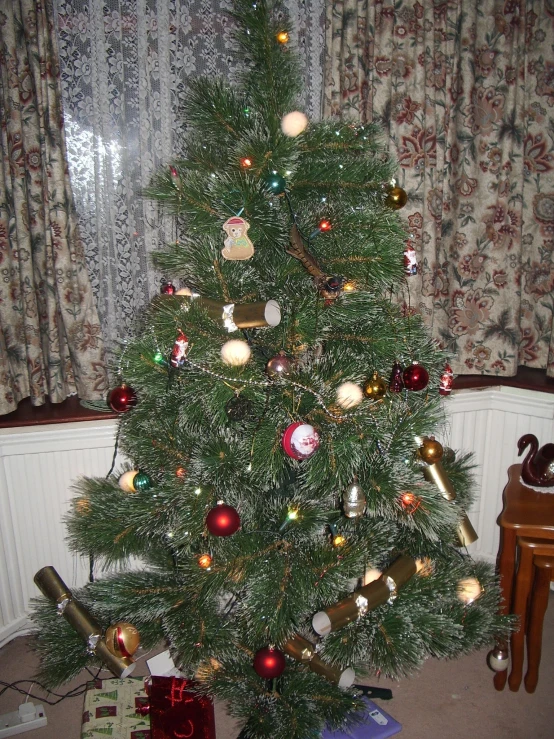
[282,422,320,460]
[108,384,137,413]
[161,280,176,295]
[205,503,240,537]
[253,646,286,679]
[402,361,429,392]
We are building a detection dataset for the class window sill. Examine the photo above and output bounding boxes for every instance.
[452,366,554,394]
[0,396,118,429]
[0,367,551,429]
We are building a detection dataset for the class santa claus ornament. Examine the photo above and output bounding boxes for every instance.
[439,363,454,396]
[170,330,189,368]
[282,422,320,460]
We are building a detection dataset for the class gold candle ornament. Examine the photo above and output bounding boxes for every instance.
[34,566,136,678]
[457,514,478,546]
[179,296,281,331]
[312,555,416,635]
[283,634,355,687]
[414,436,478,547]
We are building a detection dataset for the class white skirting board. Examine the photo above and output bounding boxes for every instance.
[1,387,553,646]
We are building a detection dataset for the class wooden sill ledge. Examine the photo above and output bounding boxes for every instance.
[0,367,552,429]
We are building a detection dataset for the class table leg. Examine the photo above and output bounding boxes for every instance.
[508,544,534,691]
[524,562,552,693]
[494,527,516,691]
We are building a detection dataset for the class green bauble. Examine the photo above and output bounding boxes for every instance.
[263,172,287,194]
[133,472,152,491]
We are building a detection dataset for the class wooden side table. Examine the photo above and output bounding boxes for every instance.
[494,464,554,691]
[524,555,554,693]
[508,537,554,691]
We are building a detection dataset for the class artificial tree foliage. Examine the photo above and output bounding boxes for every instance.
[31,2,510,736]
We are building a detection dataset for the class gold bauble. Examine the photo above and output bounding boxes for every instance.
[457,577,482,605]
[105,622,140,658]
[418,436,444,464]
[75,497,91,515]
[363,371,387,400]
[385,185,408,210]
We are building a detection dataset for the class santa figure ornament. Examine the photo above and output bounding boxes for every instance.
[439,363,454,396]
[170,330,189,368]
[282,422,320,460]
[404,243,417,275]
[221,216,255,260]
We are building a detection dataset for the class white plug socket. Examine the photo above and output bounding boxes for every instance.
[0,703,47,737]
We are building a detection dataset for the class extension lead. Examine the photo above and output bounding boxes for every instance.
[0,703,47,737]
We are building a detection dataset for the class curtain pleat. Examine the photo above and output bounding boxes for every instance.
[324,0,554,377]
[0,0,107,414]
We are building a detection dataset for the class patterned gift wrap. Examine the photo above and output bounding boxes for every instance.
[81,677,151,738]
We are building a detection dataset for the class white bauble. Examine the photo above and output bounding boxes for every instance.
[221,339,251,366]
[487,647,509,672]
[119,470,138,493]
[457,576,482,605]
[336,382,363,409]
[281,111,309,137]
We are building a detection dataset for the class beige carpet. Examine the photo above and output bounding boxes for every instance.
[1,600,553,739]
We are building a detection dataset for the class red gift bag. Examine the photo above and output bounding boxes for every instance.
[147,676,216,739]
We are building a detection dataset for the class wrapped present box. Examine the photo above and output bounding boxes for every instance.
[147,676,215,739]
[81,677,150,738]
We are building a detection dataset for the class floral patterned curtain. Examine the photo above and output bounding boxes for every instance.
[324,0,554,377]
[0,0,107,415]
[54,0,325,361]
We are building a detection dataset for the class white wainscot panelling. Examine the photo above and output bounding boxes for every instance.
[443,387,554,564]
[0,420,120,646]
[1,386,553,646]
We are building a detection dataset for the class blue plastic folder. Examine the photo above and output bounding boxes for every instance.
[322,698,402,738]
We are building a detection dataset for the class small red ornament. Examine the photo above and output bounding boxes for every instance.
[402,361,429,391]
[318,219,332,232]
[439,363,454,396]
[108,384,137,413]
[400,491,421,514]
[389,361,404,392]
[253,646,286,679]
[205,502,240,537]
[197,554,213,569]
[241,157,253,168]
[170,330,189,368]
[175,466,187,478]
[169,166,181,187]
[161,279,176,295]
[282,422,320,460]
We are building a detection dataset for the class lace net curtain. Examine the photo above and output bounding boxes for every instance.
[54,0,324,361]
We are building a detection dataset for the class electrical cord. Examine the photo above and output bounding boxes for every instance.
[0,668,103,705]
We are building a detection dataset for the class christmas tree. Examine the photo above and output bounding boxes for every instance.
[32,2,510,736]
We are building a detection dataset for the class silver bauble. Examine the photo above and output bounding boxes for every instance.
[487,646,509,672]
[266,353,292,378]
[342,482,366,518]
